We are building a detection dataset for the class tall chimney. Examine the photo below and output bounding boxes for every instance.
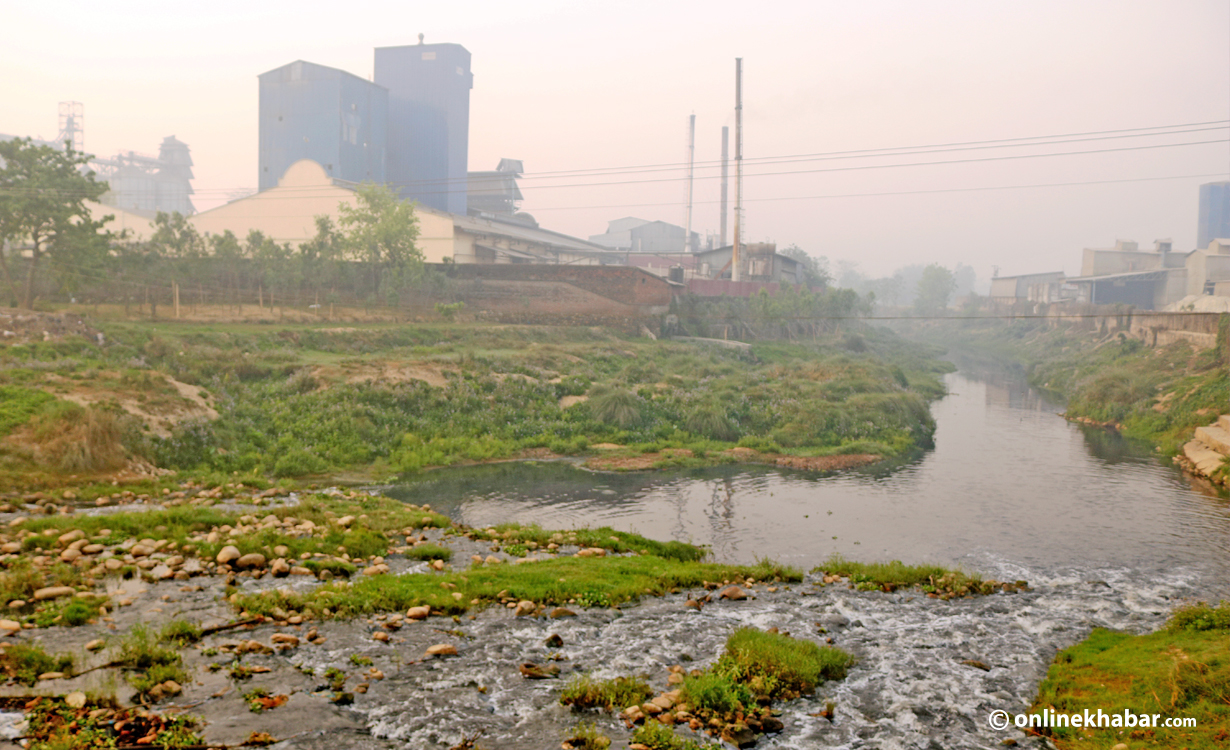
[685,114,696,253]
[732,58,743,282]
[720,125,729,249]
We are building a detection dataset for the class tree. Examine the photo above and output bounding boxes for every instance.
[0,138,110,308]
[779,244,831,288]
[914,264,957,315]
[336,183,422,302]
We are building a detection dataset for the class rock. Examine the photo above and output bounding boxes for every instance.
[273,545,289,557]
[7,601,23,610]
[363,564,389,576]
[667,672,685,685]
[58,548,82,563]
[235,553,266,570]
[514,600,536,616]
[336,515,355,527]
[181,558,203,575]
[0,619,20,633]
[576,547,606,557]
[57,530,84,546]
[406,606,430,620]
[484,555,501,565]
[817,614,849,627]
[519,662,559,679]
[762,716,784,732]
[549,607,576,619]
[81,544,104,554]
[289,566,312,575]
[161,680,182,696]
[640,701,663,716]
[1111,744,1128,750]
[722,723,757,748]
[0,542,20,554]
[271,634,299,647]
[150,564,174,580]
[85,639,104,651]
[271,558,291,577]
[718,585,749,601]
[104,559,124,571]
[37,672,66,681]
[216,545,241,565]
[431,559,445,571]
[64,691,86,708]
[425,643,457,657]
[544,633,564,648]
[962,659,991,672]
[164,555,184,568]
[650,694,675,710]
[33,586,75,601]
[372,631,389,642]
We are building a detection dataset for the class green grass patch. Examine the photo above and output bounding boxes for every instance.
[630,721,721,750]
[813,554,1025,597]
[160,619,202,646]
[234,555,801,620]
[404,543,453,562]
[116,624,189,697]
[0,643,73,687]
[1030,606,1230,750]
[0,385,56,436]
[560,673,653,711]
[468,524,708,563]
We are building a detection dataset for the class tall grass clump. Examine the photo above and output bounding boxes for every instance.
[684,403,739,441]
[587,385,643,428]
[560,673,653,711]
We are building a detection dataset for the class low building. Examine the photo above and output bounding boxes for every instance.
[1081,239,1181,276]
[589,217,700,254]
[188,159,604,265]
[988,271,1067,303]
[1065,268,1188,310]
[1183,239,1230,296]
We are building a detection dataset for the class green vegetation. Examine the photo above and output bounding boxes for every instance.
[159,619,202,646]
[1030,602,1230,750]
[0,642,73,687]
[116,625,189,697]
[404,543,453,562]
[683,628,854,715]
[562,720,612,750]
[560,673,653,711]
[235,555,799,620]
[630,722,721,750]
[2,317,952,487]
[349,654,373,667]
[468,523,708,563]
[23,697,202,750]
[814,554,1027,597]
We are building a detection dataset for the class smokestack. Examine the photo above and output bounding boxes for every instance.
[685,114,696,253]
[720,126,728,249]
[732,58,743,282]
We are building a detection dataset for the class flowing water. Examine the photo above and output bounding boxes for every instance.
[358,364,1230,749]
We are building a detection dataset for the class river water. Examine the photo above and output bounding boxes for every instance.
[365,365,1230,749]
[389,366,1230,592]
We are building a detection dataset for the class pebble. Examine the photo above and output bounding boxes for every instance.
[85,639,104,651]
[0,620,20,633]
[236,553,266,570]
[718,585,749,601]
[33,586,75,601]
[372,631,389,642]
[514,600,536,616]
[549,607,576,619]
[64,692,86,708]
[7,601,23,609]
[406,606,430,620]
[425,643,457,657]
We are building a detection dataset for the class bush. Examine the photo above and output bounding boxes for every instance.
[684,404,739,441]
[588,386,643,428]
[273,448,329,477]
[1168,601,1230,632]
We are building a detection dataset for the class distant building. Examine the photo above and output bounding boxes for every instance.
[988,271,1067,303]
[1197,181,1230,249]
[1184,239,1230,296]
[1080,239,1182,276]
[374,42,472,214]
[258,60,388,192]
[589,217,699,254]
[192,159,604,266]
[467,158,526,218]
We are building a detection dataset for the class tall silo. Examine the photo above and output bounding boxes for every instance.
[374,41,472,214]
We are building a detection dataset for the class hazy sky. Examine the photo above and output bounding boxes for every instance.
[5,0,1229,279]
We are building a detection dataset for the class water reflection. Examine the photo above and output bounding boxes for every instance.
[383,369,1230,593]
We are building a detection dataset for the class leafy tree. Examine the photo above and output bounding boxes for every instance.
[298,216,347,303]
[0,138,110,308]
[779,244,831,288]
[914,264,956,315]
[337,183,422,301]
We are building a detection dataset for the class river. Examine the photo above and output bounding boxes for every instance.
[365,364,1230,748]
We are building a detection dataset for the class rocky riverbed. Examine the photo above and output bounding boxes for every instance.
[0,485,1209,750]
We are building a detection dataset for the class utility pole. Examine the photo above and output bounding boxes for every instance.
[685,114,696,253]
[720,126,729,249]
[732,58,743,282]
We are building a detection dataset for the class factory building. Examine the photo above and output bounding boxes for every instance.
[258,60,388,191]
[375,41,472,214]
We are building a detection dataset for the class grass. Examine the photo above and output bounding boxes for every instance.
[404,543,453,562]
[560,673,653,711]
[562,720,612,750]
[1030,603,1230,749]
[4,317,952,485]
[813,554,1026,597]
[234,555,801,620]
[722,627,855,698]
[116,625,189,697]
[0,643,73,687]
[467,523,709,563]
[160,619,202,646]
[630,722,721,750]
[24,697,202,750]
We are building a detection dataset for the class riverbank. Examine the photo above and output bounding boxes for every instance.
[0,312,953,492]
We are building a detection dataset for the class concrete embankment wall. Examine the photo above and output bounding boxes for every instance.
[1042,305,1227,351]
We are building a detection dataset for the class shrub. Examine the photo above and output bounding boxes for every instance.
[273,448,329,477]
[588,386,643,428]
[1167,601,1230,632]
[0,643,73,687]
[684,404,739,441]
[560,673,653,711]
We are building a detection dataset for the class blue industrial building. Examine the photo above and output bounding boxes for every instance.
[1198,181,1230,249]
[258,60,388,191]
[374,42,473,214]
